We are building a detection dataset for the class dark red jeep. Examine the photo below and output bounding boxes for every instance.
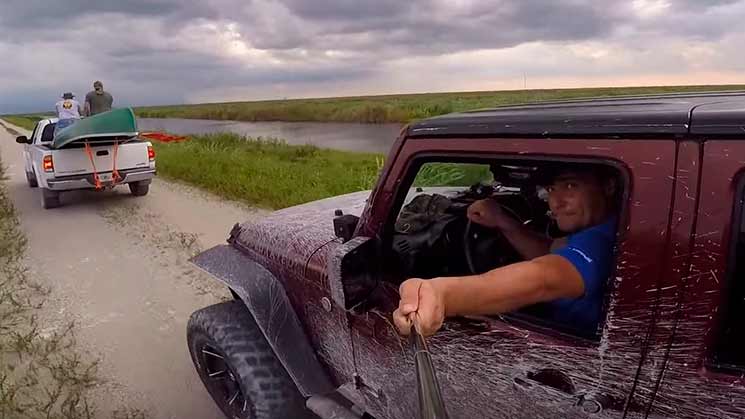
[186,92,745,419]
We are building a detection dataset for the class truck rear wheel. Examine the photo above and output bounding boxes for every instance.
[40,188,61,209]
[26,171,38,188]
[129,181,149,196]
[187,301,308,419]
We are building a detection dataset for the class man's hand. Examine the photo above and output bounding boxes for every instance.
[467,199,518,231]
[393,278,447,337]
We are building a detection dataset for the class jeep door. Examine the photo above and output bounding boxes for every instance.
[344,137,678,419]
[644,110,745,418]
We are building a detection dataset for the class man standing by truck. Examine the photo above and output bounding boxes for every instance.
[84,80,113,116]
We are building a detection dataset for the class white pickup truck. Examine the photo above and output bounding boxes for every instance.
[16,117,156,209]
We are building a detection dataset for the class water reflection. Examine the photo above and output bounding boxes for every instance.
[137,118,403,154]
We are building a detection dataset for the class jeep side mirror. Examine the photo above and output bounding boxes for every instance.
[16,135,30,144]
[333,210,359,243]
[327,236,378,311]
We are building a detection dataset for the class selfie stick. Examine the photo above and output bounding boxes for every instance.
[410,322,450,419]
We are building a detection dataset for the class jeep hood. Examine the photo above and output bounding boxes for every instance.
[231,190,371,264]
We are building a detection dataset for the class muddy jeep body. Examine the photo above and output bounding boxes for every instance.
[189,92,745,419]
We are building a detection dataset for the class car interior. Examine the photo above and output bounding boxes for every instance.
[381,158,625,339]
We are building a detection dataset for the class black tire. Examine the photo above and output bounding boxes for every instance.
[26,171,38,188]
[40,188,60,209]
[187,301,308,419]
[129,181,149,196]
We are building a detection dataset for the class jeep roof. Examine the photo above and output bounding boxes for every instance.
[406,90,745,138]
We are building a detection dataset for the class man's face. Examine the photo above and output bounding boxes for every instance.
[546,171,611,233]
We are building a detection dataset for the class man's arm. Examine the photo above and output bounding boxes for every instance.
[83,92,91,116]
[393,254,584,336]
[468,199,552,259]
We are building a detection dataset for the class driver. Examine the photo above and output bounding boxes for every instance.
[393,165,618,337]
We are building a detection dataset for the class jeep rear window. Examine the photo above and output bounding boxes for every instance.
[709,176,745,372]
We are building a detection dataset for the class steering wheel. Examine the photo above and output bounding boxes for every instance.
[463,220,504,274]
[463,204,524,275]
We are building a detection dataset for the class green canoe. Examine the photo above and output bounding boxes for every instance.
[52,108,138,149]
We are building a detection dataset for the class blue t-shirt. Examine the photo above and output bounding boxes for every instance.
[544,217,617,333]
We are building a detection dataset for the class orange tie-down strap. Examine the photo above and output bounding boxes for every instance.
[140,132,188,143]
[111,141,121,183]
[84,142,102,190]
[84,141,122,190]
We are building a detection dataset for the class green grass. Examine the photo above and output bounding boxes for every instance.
[1,115,43,131]
[154,135,503,209]
[413,163,493,188]
[136,84,745,124]
[153,133,385,209]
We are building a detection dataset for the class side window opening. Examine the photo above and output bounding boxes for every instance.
[709,175,745,373]
[40,123,56,142]
[383,157,624,340]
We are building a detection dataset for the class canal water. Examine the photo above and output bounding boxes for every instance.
[136,118,404,154]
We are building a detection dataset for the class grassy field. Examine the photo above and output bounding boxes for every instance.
[154,134,501,209]
[5,85,745,126]
[1,115,43,130]
[155,134,506,209]
[136,84,745,124]
[153,133,386,209]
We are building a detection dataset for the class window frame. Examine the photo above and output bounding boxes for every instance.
[29,123,39,144]
[707,171,745,373]
[40,122,56,143]
[379,150,629,343]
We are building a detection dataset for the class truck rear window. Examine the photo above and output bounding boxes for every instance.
[710,177,745,372]
[41,123,56,142]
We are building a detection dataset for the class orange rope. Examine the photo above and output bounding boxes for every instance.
[112,141,121,183]
[84,142,102,190]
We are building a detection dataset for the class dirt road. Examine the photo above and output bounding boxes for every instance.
[0,121,266,418]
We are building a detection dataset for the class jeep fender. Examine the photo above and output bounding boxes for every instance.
[191,244,335,397]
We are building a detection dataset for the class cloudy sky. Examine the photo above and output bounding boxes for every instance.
[0,0,743,113]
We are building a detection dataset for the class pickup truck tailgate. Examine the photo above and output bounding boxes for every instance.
[52,142,150,176]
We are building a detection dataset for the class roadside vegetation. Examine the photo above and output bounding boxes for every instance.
[0,153,97,418]
[0,150,144,418]
[153,133,385,209]
[136,84,745,124]
[1,115,43,131]
[153,134,494,209]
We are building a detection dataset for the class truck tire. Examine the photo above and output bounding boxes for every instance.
[26,171,38,188]
[187,301,308,419]
[129,181,149,196]
[40,188,61,209]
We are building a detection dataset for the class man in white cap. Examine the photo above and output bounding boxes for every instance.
[55,92,83,132]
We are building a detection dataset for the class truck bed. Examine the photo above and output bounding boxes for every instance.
[49,140,151,176]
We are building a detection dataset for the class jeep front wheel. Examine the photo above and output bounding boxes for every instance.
[187,301,307,419]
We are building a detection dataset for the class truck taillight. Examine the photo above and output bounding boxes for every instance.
[43,155,54,172]
[148,145,155,161]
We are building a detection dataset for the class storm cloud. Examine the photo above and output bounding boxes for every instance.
[0,0,743,113]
